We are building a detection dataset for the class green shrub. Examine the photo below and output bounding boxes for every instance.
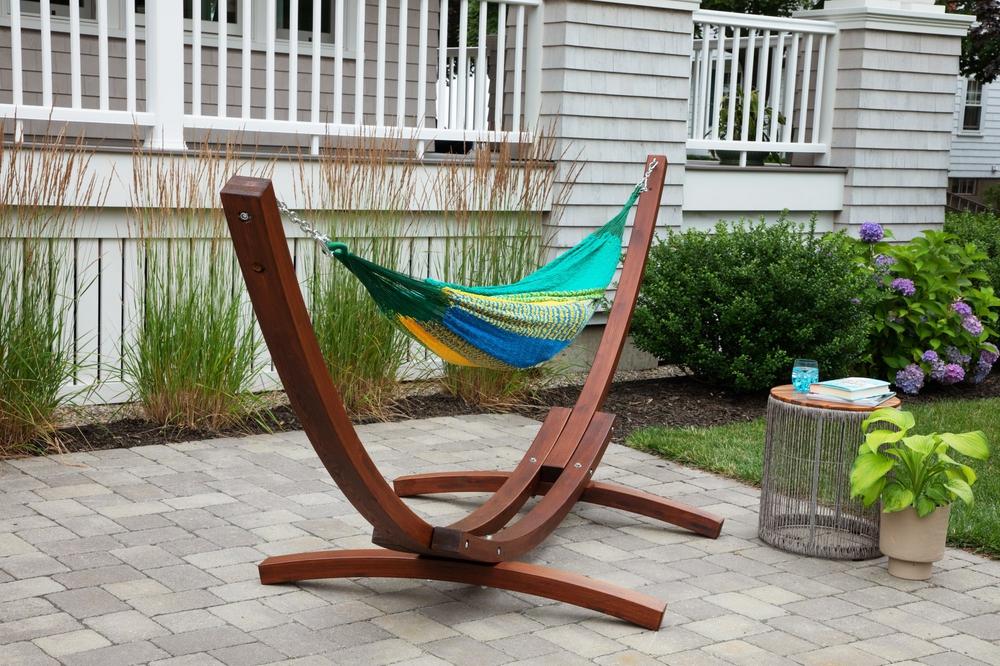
[632,218,875,392]
[856,226,1000,393]
[984,183,1000,213]
[944,210,1000,290]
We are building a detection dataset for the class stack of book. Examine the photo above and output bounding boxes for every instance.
[807,377,895,407]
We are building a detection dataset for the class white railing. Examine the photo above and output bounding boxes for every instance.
[688,10,838,166]
[0,0,542,152]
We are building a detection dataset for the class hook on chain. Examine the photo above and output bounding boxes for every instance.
[638,158,659,194]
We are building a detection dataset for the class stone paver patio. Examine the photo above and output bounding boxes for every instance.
[2,413,999,666]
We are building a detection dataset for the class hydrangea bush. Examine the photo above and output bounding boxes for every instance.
[856,224,1000,394]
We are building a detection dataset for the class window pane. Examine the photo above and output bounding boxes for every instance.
[278,0,333,34]
[136,0,239,23]
[964,106,982,131]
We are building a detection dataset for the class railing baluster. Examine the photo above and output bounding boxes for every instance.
[783,32,799,143]
[288,0,298,121]
[11,0,23,107]
[242,0,252,119]
[725,27,741,143]
[335,0,345,124]
[376,0,388,125]
[755,30,770,142]
[40,0,52,107]
[739,28,756,144]
[712,25,725,140]
[396,0,408,126]
[310,0,321,138]
[695,26,711,140]
[770,31,785,146]
[511,5,524,134]
[416,0,429,138]
[97,0,109,110]
[797,33,814,143]
[355,0,367,124]
[812,34,828,145]
[475,0,488,131]
[494,2,507,132]
[218,0,228,117]
[70,0,81,108]
[438,0,449,129]
[457,0,469,130]
[192,0,202,116]
[266,0,276,120]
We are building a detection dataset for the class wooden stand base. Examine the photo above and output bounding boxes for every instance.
[394,471,724,539]
[259,548,667,629]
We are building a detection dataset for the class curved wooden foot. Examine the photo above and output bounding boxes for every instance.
[259,548,666,630]
[394,471,724,539]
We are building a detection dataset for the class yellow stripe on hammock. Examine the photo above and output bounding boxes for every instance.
[397,316,477,367]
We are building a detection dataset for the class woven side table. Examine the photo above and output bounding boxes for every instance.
[758,385,901,560]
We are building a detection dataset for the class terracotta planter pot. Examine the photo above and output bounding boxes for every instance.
[879,504,950,580]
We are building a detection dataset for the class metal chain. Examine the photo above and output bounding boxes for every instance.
[639,158,659,193]
[276,199,335,255]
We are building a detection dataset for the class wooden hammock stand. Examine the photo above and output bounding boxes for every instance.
[220,155,724,630]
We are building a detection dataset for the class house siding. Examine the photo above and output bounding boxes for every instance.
[950,79,1000,181]
[827,28,962,237]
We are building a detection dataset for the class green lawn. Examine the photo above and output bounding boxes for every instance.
[628,397,1000,558]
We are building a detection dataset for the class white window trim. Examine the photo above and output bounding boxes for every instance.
[959,78,984,136]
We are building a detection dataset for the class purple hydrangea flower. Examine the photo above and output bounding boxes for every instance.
[980,343,999,367]
[874,253,896,267]
[859,222,885,243]
[941,363,966,385]
[963,315,984,337]
[930,360,947,382]
[969,362,992,384]
[922,350,940,364]
[945,346,972,366]
[895,364,925,395]
[952,300,973,317]
[891,278,916,297]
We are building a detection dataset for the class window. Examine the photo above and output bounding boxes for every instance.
[963,79,983,132]
[135,0,240,25]
[277,0,334,43]
[22,0,97,20]
[951,178,976,196]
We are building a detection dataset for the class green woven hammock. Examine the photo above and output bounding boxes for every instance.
[282,179,646,370]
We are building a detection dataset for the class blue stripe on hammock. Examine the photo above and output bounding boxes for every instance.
[442,307,572,369]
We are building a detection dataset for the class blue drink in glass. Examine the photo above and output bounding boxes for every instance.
[791,359,819,393]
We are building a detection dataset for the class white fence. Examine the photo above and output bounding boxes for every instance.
[688,9,838,165]
[1,0,541,152]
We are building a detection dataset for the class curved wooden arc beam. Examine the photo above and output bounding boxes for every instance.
[394,471,725,539]
[221,178,434,554]
[431,155,669,563]
[259,549,667,630]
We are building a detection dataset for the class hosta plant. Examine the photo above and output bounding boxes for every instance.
[850,407,991,516]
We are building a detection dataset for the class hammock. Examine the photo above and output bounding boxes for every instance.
[280,163,654,370]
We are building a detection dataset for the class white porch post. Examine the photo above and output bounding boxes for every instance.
[144,0,188,150]
[797,0,973,237]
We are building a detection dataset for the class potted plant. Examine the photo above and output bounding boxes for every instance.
[714,89,785,166]
[849,408,990,580]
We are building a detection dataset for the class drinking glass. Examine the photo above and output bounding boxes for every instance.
[791,359,819,393]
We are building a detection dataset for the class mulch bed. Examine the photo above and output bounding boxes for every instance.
[40,371,1000,455]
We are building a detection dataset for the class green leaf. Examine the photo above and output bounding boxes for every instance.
[901,434,936,456]
[865,428,905,454]
[882,483,915,513]
[939,431,991,460]
[937,453,978,485]
[860,476,887,508]
[850,452,894,501]
[945,478,975,505]
[862,408,914,434]
[916,496,938,517]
